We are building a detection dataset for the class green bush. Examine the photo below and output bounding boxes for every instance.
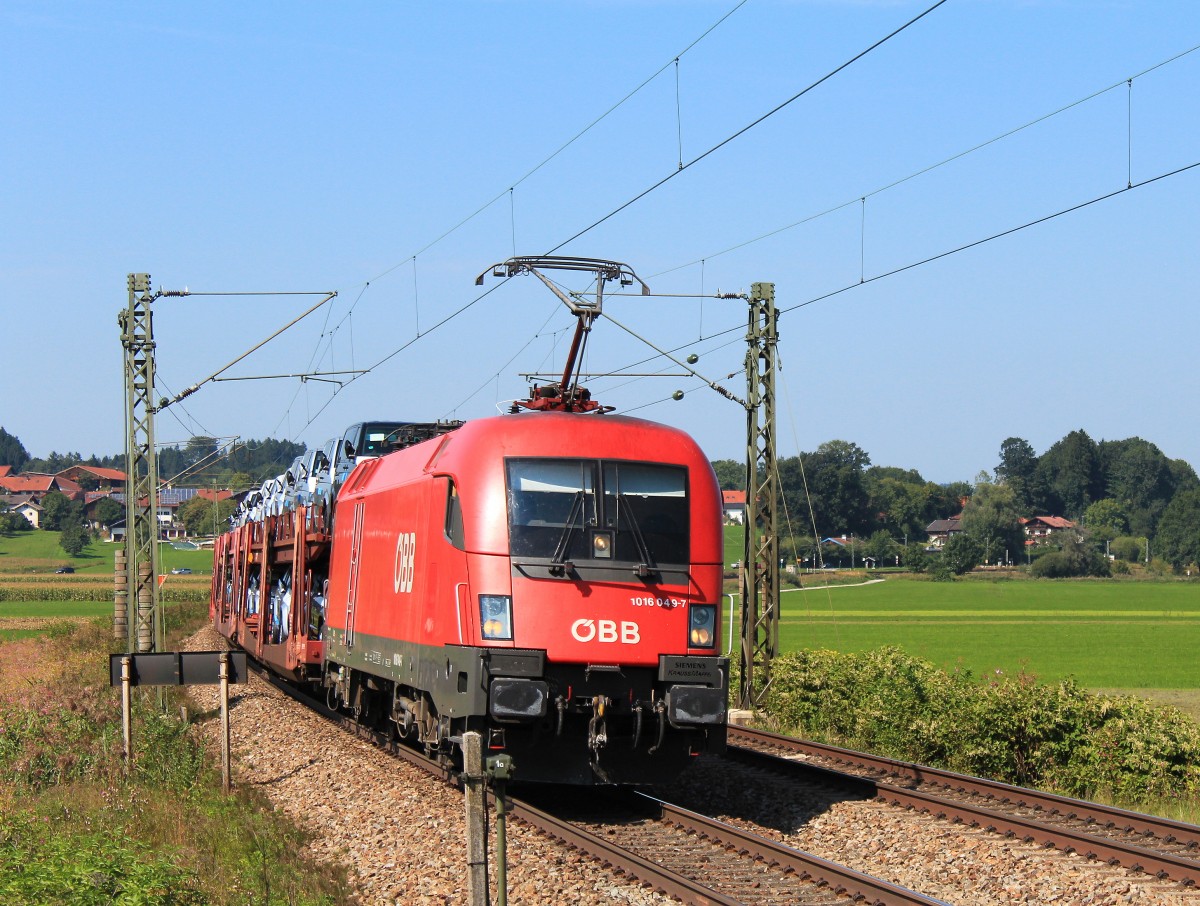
[1028,538,1110,578]
[1030,551,1074,578]
[1109,536,1145,562]
[763,646,1200,806]
[0,814,205,905]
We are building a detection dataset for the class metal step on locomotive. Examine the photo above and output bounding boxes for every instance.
[210,257,729,784]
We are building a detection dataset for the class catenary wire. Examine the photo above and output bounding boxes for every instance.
[290,1,949,434]
[544,0,951,256]
[584,159,1200,403]
[651,40,1200,278]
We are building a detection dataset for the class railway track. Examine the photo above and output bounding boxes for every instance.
[727,725,1200,888]
[258,664,948,904]
[516,787,950,906]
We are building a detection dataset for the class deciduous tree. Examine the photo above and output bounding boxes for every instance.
[710,459,743,491]
[785,440,872,538]
[1155,490,1200,570]
[91,496,124,528]
[1082,498,1128,545]
[40,491,72,531]
[176,495,238,537]
[943,533,983,575]
[961,481,1024,565]
[59,519,91,556]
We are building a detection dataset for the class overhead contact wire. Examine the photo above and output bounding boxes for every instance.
[546,0,951,255]
[653,39,1200,277]
[596,159,1200,396]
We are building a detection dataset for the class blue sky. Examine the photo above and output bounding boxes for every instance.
[2,1,1197,484]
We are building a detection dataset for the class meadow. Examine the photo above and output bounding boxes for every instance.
[0,529,213,575]
[722,523,1200,713]
[775,577,1200,689]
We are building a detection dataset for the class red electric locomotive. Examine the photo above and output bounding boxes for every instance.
[320,411,727,784]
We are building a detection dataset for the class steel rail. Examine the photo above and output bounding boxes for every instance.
[728,725,1200,886]
[503,794,745,906]
[632,791,951,906]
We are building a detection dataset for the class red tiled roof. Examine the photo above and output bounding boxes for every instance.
[1021,515,1075,529]
[55,465,127,483]
[0,476,55,493]
[722,490,746,506]
[0,465,11,477]
[196,488,235,501]
[0,475,83,494]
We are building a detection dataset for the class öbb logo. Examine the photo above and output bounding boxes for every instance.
[570,619,640,644]
[393,532,416,594]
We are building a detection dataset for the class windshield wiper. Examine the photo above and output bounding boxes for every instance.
[550,490,586,571]
[617,495,658,578]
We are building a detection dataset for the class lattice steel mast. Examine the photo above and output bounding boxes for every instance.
[739,282,779,710]
[119,273,163,653]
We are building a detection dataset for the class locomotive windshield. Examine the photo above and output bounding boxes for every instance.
[506,458,689,566]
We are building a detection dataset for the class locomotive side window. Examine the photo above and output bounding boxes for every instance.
[445,479,465,550]
[506,458,688,566]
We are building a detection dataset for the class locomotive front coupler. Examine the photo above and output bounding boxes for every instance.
[587,695,610,754]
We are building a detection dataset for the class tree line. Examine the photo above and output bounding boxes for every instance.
[713,429,1200,573]
[0,428,305,554]
[1,430,305,490]
[2,424,1197,570]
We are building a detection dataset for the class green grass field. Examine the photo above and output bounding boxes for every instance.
[0,532,211,641]
[0,530,213,574]
[773,578,1200,689]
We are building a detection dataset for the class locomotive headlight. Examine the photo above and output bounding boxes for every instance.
[688,604,716,648]
[479,595,513,641]
[591,530,613,559]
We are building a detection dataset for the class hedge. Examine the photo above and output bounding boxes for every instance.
[762,646,1200,805]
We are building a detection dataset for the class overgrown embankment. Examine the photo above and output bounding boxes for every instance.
[761,647,1200,813]
[0,610,349,905]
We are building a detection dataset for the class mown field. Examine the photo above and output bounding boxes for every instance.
[777,579,1199,688]
[724,525,1200,712]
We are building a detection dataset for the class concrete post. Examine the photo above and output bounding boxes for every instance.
[462,731,489,906]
